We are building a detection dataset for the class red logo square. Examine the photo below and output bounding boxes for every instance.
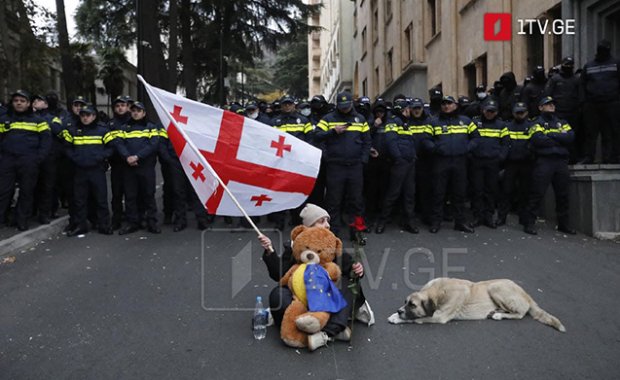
[484,13,511,41]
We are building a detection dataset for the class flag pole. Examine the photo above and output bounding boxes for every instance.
[138,75,273,250]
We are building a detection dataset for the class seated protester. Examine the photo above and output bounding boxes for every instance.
[59,104,114,236]
[258,204,374,351]
[106,101,161,235]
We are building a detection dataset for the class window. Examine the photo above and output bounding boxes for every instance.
[374,66,380,95]
[362,78,368,96]
[372,0,379,43]
[403,23,413,66]
[464,63,476,98]
[525,21,544,74]
[361,27,367,55]
[386,48,393,84]
[479,54,488,89]
[428,0,441,36]
[385,0,393,22]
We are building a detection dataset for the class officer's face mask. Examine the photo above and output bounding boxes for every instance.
[247,111,259,119]
[476,92,488,100]
[300,108,311,117]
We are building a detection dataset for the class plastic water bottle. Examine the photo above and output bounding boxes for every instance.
[252,296,267,340]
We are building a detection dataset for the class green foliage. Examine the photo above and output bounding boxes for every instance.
[75,0,136,50]
[272,38,308,99]
[99,48,127,99]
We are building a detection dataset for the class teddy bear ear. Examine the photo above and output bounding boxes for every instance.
[291,225,307,241]
[335,236,343,257]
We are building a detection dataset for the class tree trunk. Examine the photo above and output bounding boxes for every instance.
[180,0,196,99]
[167,0,178,92]
[0,1,13,95]
[55,0,75,102]
[141,0,167,89]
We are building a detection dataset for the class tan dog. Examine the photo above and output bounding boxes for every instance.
[388,278,566,332]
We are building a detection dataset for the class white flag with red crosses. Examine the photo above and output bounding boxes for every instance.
[142,80,322,216]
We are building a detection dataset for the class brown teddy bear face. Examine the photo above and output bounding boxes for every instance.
[290,225,342,265]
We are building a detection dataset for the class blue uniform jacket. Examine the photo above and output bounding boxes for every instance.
[425,112,480,157]
[529,113,574,158]
[315,110,371,164]
[60,121,114,168]
[0,110,51,162]
[385,113,416,162]
[470,116,509,160]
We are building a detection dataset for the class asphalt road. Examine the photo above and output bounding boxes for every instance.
[1,216,619,379]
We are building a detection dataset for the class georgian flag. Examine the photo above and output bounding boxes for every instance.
[141,77,321,216]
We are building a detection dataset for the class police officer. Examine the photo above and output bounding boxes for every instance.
[428,87,443,117]
[521,66,547,118]
[497,102,536,226]
[245,101,272,124]
[59,104,114,236]
[522,96,575,235]
[108,95,132,229]
[469,99,509,228]
[363,99,390,224]
[426,96,479,233]
[0,90,51,230]
[457,96,472,116]
[580,40,620,164]
[32,94,63,224]
[408,98,434,226]
[355,96,372,121]
[375,96,418,234]
[545,57,582,163]
[315,91,371,238]
[464,85,488,119]
[309,95,329,126]
[106,101,161,235]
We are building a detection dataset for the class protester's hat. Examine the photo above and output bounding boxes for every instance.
[336,91,353,110]
[538,96,555,107]
[513,102,528,113]
[300,204,330,227]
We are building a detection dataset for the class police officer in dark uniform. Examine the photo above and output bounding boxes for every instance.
[375,96,418,234]
[428,87,443,117]
[0,90,51,230]
[59,104,114,236]
[521,66,547,118]
[497,102,535,226]
[315,91,371,238]
[309,95,329,125]
[363,99,390,225]
[464,85,488,119]
[355,96,372,121]
[108,95,132,229]
[580,40,620,164]
[407,98,434,225]
[32,94,63,224]
[270,95,313,228]
[106,101,161,235]
[469,100,509,228]
[522,96,575,235]
[425,96,479,233]
[545,57,582,163]
[245,101,272,125]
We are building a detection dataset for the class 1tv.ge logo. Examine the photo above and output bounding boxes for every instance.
[484,13,576,41]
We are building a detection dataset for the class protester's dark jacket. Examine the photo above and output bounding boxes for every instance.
[425,112,480,157]
[270,112,312,142]
[0,109,51,162]
[369,116,389,157]
[505,118,536,161]
[385,113,416,162]
[544,72,581,116]
[498,72,522,120]
[529,113,574,158]
[315,110,371,164]
[470,116,509,160]
[521,81,547,117]
[581,56,620,102]
[105,118,159,163]
[60,121,113,169]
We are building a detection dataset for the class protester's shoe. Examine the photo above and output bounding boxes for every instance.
[496,217,507,227]
[308,332,331,351]
[375,224,386,234]
[454,223,474,233]
[356,300,376,326]
[429,225,440,234]
[404,224,419,234]
[98,226,114,235]
[147,225,161,234]
[523,224,537,235]
[173,223,187,232]
[67,227,88,237]
[469,219,483,228]
[334,327,352,342]
[557,225,576,235]
[119,225,140,235]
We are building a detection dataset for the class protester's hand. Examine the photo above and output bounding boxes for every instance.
[334,124,348,134]
[352,262,364,277]
[258,234,272,252]
[370,148,379,158]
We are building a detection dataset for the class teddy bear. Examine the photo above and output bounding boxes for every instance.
[278,225,348,349]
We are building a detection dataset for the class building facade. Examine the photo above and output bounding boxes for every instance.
[309,0,620,102]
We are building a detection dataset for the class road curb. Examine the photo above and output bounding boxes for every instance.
[0,216,68,257]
